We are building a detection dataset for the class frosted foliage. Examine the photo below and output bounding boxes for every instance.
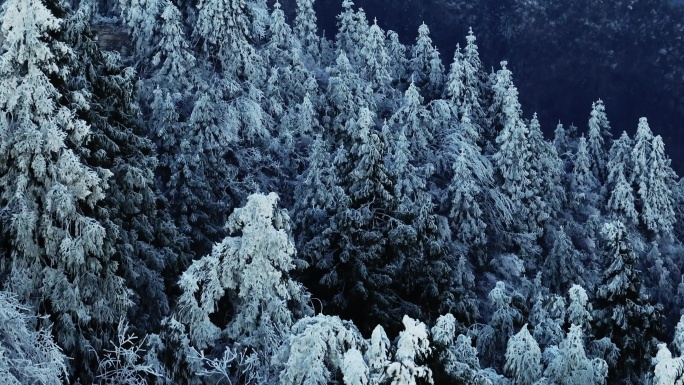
[269,2,292,52]
[643,135,675,237]
[632,117,654,195]
[478,282,523,369]
[553,123,568,154]
[335,0,368,65]
[606,131,637,223]
[361,21,392,91]
[1,0,60,71]
[0,291,67,385]
[445,45,464,103]
[0,0,130,351]
[504,324,541,385]
[448,147,487,246]
[431,314,456,348]
[366,325,390,381]
[177,193,311,350]
[195,0,255,75]
[342,349,369,385]
[119,0,163,58]
[653,344,684,385]
[607,170,638,224]
[152,1,196,91]
[587,100,610,180]
[571,136,599,205]
[544,325,605,385]
[294,0,319,54]
[544,226,584,293]
[439,334,490,384]
[566,285,592,329]
[390,83,433,164]
[386,316,433,385]
[489,61,514,127]
[492,65,538,229]
[278,315,365,385]
[386,30,407,81]
[675,315,684,355]
[97,320,160,385]
[409,23,444,94]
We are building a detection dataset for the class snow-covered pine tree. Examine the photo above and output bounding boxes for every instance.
[587,100,611,183]
[266,1,295,66]
[386,29,408,83]
[445,28,487,137]
[644,242,676,309]
[543,325,608,385]
[194,0,262,79]
[162,92,233,255]
[447,145,488,255]
[118,0,164,61]
[632,117,654,210]
[335,0,368,67]
[277,315,366,385]
[527,113,565,227]
[445,45,465,108]
[385,316,434,385]
[593,221,663,384]
[642,135,676,238]
[409,23,444,98]
[652,343,684,385]
[477,282,523,370]
[566,285,593,331]
[389,82,435,167]
[360,19,392,96]
[491,66,549,239]
[176,193,312,381]
[504,324,542,385]
[366,324,391,384]
[461,28,488,129]
[650,315,684,383]
[529,292,565,350]
[320,107,402,331]
[293,134,347,275]
[150,0,197,96]
[487,61,514,135]
[294,0,320,60]
[570,136,601,211]
[553,122,572,159]
[384,109,466,327]
[605,132,638,224]
[543,226,585,294]
[431,314,490,385]
[263,1,313,121]
[65,4,190,334]
[325,51,375,143]
[0,1,131,380]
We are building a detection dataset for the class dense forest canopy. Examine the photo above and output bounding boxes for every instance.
[1,0,684,384]
[283,0,684,174]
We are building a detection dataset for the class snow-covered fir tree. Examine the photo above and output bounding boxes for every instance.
[505,324,542,385]
[335,0,368,66]
[0,1,131,380]
[605,131,638,224]
[294,0,320,60]
[586,100,611,183]
[593,221,663,384]
[409,23,444,98]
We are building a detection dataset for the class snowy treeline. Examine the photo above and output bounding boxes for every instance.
[1,0,684,384]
